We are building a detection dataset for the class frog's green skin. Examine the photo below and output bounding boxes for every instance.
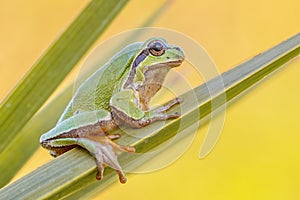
[40,38,185,183]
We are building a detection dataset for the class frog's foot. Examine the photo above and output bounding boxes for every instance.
[45,137,135,183]
[154,97,182,114]
[90,136,135,183]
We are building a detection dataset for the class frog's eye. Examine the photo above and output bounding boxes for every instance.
[148,41,165,56]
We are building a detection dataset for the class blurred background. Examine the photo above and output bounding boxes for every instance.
[1,0,300,199]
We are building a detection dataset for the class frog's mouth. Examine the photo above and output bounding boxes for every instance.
[148,59,184,69]
[164,59,184,67]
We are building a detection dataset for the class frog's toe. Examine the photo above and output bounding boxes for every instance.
[154,97,182,114]
[167,97,182,108]
[116,169,127,184]
[107,137,135,154]
[94,146,105,180]
[107,134,121,140]
[174,97,183,104]
[118,145,135,153]
[95,164,104,180]
[166,112,181,119]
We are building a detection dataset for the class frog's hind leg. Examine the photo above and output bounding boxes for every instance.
[45,137,134,183]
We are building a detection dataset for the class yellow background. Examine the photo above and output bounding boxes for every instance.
[1,0,300,199]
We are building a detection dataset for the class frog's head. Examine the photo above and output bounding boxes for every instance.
[141,38,185,68]
[124,38,185,108]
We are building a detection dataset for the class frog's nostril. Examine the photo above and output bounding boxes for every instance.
[175,47,184,55]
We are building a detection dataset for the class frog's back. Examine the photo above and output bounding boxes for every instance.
[58,42,142,123]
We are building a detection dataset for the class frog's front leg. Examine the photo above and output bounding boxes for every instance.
[110,90,181,128]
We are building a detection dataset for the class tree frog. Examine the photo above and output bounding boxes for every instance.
[40,38,185,183]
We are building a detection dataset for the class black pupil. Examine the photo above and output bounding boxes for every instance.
[151,42,163,52]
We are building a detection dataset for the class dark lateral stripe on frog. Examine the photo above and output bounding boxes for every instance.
[132,49,149,68]
[123,49,149,89]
